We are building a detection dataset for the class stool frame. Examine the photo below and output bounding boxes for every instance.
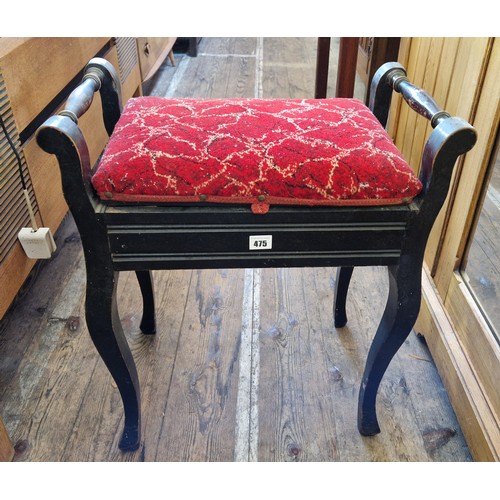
[37,58,476,451]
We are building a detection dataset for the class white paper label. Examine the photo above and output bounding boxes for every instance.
[249,235,272,250]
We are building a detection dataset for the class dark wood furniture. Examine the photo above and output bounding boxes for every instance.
[315,37,401,101]
[36,58,476,452]
[315,37,360,98]
[173,37,201,57]
[315,37,331,98]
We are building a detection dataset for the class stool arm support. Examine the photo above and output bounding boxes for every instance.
[370,62,450,128]
[36,57,123,213]
[58,77,100,124]
[57,57,122,137]
[371,62,477,206]
[369,63,402,127]
[86,58,123,136]
[393,78,451,128]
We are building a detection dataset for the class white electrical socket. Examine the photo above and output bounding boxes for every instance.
[18,227,57,259]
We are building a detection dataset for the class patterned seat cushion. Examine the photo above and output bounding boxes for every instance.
[91,96,422,213]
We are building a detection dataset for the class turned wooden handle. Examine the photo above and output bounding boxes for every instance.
[58,71,102,123]
[389,70,451,127]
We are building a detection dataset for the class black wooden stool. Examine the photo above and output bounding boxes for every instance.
[36,58,476,452]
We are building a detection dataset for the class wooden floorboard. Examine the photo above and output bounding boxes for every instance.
[0,37,472,462]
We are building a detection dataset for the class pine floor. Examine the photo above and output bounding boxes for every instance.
[0,37,472,462]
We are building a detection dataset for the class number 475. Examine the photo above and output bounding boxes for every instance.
[249,235,273,250]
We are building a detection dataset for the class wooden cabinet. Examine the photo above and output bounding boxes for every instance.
[0,38,144,319]
[137,37,176,81]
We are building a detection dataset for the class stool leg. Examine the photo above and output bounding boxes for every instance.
[334,266,354,327]
[135,270,156,335]
[86,269,141,451]
[357,263,421,435]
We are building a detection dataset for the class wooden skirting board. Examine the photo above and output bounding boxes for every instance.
[415,266,500,461]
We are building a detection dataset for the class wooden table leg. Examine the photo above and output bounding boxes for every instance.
[315,37,331,98]
[315,37,360,99]
[0,416,14,462]
[336,37,359,98]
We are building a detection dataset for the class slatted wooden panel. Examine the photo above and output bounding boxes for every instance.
[0,71,38,265]
[115,37,139,85]
[396,37,500,461]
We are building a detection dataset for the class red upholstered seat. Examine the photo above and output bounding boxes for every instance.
[91,96,422,213]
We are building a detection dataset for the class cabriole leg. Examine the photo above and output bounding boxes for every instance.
[334,266,354,328]
[357,263,421,436]
[135,270,156,335]
[85,268,141,451]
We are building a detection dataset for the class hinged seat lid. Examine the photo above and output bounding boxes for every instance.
[91,97,422,214]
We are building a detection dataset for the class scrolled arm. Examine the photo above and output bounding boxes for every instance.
[36,114,97,210]
[418,117,476,197]
[370,62,477,212]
